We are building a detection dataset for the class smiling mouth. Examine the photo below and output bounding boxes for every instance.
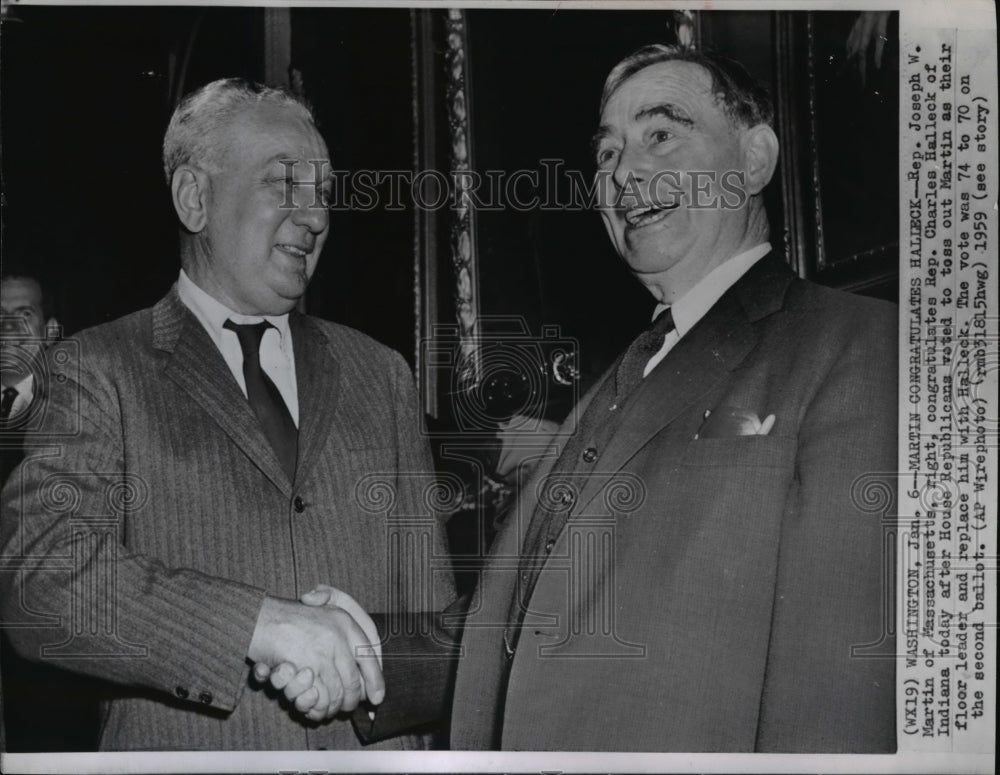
[624,203,680,228]
[275,244,312,258]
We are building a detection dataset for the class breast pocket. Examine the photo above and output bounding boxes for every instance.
[671,435,797,560]
[681,434,796,469]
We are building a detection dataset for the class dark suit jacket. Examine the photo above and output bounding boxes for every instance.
[361,252,897,752]
[1,390,32,487]
[0,287,454,751]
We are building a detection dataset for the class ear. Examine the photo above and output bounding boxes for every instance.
[44,318,61,342]
[742,124,779,195]
[171,165,211,233]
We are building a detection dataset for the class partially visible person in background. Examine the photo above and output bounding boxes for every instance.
[1,271,60,437]
[1,268,101,752]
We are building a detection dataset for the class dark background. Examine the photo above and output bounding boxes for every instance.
[2,7,897,373]
[1,7,422,356]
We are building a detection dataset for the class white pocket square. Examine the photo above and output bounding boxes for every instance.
[695,407,775,439]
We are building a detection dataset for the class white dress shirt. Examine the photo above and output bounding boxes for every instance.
[176,269,300,426]
[2,373,35,419]
[643,242,772,378]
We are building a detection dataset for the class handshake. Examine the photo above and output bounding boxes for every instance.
[243,415,559,724]
[247,585,383,722]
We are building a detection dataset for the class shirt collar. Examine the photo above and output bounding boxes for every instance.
[7,373,35,402]
[1,372,35,420]
[652,242,772,336]
[177,269,293,352]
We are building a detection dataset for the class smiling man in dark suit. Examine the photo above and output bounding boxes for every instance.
[463,43,897,752]
[263,44,897,753]
[0,78,452,751]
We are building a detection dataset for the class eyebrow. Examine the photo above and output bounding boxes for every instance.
[591,101,696,154]
[634,102,694,127]
[264,155,331,178]
[590,126,613,155]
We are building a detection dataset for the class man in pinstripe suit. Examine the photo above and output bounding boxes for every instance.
[0,79,453,751]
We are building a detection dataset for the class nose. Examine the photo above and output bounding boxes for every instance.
[291,191,329,234]
[612,142,648,191]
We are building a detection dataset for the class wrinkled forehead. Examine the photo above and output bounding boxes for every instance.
[602,60,719,123]
[219,103,329,171]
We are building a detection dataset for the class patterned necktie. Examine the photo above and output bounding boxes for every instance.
[1,386,18,420]
[615,307,675,400]
[223,320,298,481]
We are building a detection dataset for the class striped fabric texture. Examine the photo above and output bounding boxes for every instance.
[0,287,454,751]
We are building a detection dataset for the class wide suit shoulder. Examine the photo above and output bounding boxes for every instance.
[0,287,453,751]
[450,252,897,752]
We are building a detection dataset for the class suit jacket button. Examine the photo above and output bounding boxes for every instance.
[544,539,555,553]
[582,447,598,463]
[199,691,213,705]
[175,686,189,699]
[293,496,306,513]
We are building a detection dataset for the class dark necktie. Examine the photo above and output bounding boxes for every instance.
[223,320,298,481]
[1,386,18,420]
[615,307,675,400]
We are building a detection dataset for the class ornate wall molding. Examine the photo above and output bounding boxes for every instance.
[803,13,828,271]
[410,9,435,414]
[444,8,481,388]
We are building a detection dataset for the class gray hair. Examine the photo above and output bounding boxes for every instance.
[162,78,317,184]
[600,44,774,129]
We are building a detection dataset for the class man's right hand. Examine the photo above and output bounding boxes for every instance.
[247,596,384,721]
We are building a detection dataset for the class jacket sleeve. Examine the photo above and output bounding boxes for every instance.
[347,351,463,745]
[351,597,468,744]
[755,305,897,752]
[0,338,266,714]
[387,349,457,616]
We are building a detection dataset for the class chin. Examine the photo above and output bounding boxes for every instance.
[621,251,678,276]
[621,232,679,268]
[249,287,298,316]
[269,272,310,298]
[270,296,303,315]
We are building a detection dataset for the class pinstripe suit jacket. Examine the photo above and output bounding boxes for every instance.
[0,287,454,751]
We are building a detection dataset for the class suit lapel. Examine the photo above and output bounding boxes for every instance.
[572,251,794,514]
[458,253,796,745]
[289,313,340,486]
[155,288,293,495]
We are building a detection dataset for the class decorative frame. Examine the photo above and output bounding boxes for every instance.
[443,9,482,391]
[411,8,483,418]
[772,10,899,294]
[410,8,440,416]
